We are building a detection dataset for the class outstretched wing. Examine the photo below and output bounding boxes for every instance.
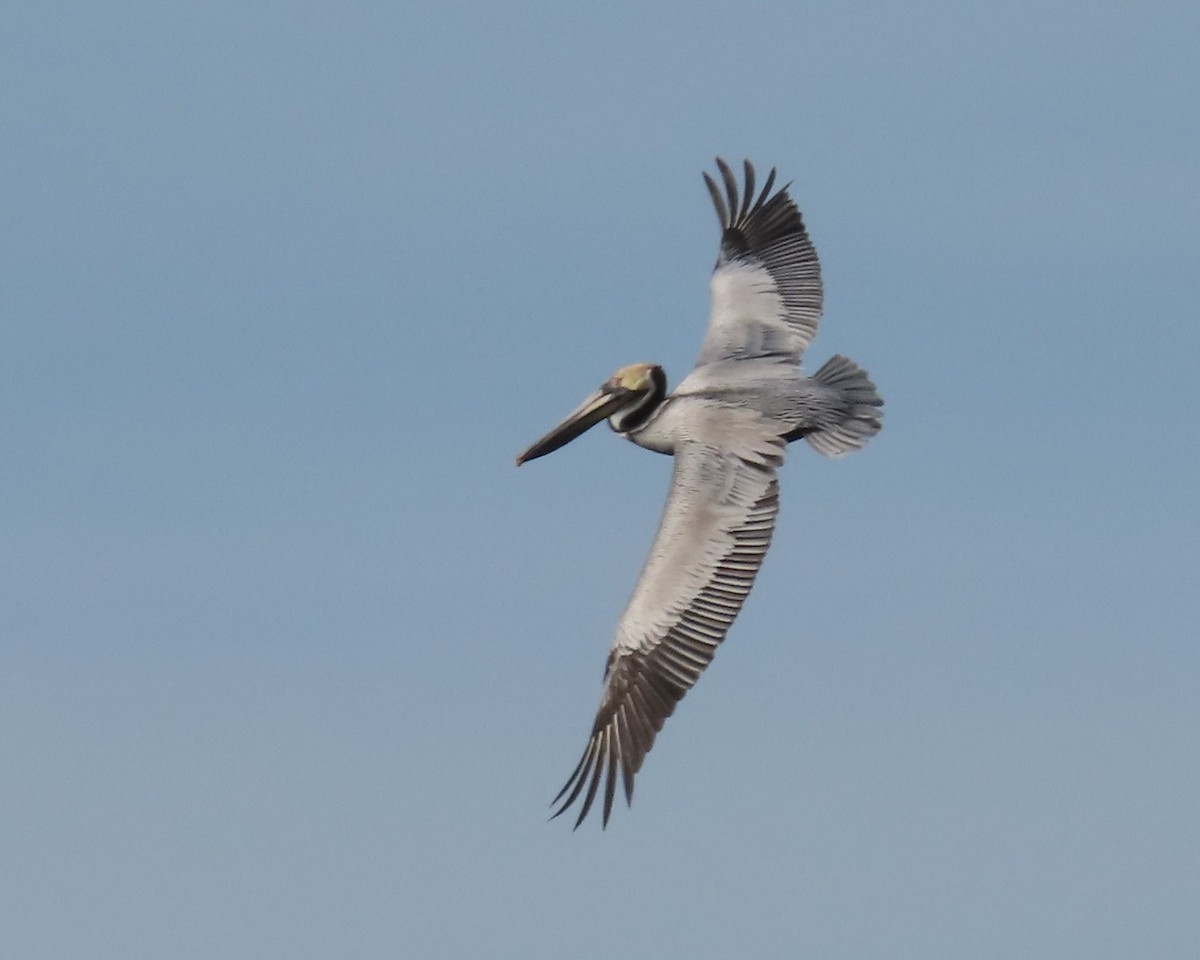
[552,436,784,828]
[696,158,823,367]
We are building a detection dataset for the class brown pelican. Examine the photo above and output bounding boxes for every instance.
[517,159,883,828]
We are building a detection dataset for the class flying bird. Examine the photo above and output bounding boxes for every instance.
[516,159,883,828]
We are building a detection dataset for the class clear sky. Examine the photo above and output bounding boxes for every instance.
[3,2,1198,957]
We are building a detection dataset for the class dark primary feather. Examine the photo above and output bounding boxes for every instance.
[551,456,781,828]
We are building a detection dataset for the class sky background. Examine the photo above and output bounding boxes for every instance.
[3,2,1198,957]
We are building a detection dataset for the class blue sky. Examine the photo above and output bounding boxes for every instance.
[3,1,1198,957]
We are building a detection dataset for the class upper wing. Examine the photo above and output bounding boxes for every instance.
[695,158,823,367]
[551,437,785,828]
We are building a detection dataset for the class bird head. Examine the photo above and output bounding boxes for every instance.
[516,363,666,465]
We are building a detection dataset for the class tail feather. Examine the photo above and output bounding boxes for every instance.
[800,355,883,457]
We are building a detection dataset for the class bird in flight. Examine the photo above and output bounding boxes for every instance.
[517,159,883,828]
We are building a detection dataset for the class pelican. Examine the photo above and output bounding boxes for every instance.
[517,159,883,828]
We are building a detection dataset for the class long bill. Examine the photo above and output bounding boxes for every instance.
[516,386,633,465]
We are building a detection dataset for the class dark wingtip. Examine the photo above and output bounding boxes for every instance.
[706,159,796,235]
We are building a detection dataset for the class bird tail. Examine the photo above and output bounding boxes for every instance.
[800,355,883,457]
